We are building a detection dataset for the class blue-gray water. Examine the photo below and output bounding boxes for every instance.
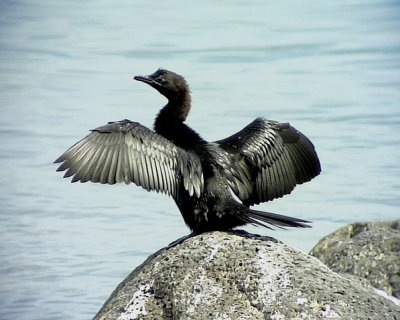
[1,1,399,319]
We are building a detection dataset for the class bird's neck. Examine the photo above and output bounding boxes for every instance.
[154,97,204,149]
[154,91,190,130]
[165,91,191,121]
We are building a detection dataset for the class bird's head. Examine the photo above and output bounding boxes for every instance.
[134,69,190,102]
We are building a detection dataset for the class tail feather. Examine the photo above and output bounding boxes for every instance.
[195,199,312,232]
[244,207,311,229]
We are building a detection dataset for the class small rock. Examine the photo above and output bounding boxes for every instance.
[310,220,400,299]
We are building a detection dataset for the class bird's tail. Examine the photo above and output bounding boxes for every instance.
[237,204,311,229]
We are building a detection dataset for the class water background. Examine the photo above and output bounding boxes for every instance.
[1,1,399,319]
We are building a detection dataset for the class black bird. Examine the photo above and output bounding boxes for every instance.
[55,69,321,234]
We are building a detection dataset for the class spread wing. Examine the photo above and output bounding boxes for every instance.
[216,117,321,206]
[54,119,204,198]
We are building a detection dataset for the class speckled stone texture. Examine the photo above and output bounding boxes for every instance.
[310,220,400,300]
[93,231,400,320]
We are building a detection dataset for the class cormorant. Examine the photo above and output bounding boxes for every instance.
[55,69,321,234]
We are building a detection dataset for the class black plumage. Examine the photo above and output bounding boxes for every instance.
[55,69,321,234]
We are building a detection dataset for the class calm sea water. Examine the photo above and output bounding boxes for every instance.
[1,1,399,319]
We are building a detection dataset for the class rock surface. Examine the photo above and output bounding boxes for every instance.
[94,231,400,320]
[310,220,400,299]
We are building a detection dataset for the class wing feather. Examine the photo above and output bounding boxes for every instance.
[55,119,204,198]
[216,117,320,205]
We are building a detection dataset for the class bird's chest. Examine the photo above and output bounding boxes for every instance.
[196,143,230,176]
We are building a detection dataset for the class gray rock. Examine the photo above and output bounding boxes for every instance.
[310,220,400,299]
[94,231,400,320]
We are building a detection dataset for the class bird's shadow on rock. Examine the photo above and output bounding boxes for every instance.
[167,229,280,249]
